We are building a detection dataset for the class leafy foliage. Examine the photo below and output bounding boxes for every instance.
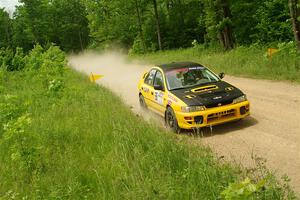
[10,0,89,52]
[0,8,12,48]
[0,0,299,52]
[0,44,66,73]
[221,178,265,200]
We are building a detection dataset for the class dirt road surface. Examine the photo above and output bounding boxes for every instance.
[69,52,300,194]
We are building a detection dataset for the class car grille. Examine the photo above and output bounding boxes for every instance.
[207,109,236,123]
[205,99,233,108]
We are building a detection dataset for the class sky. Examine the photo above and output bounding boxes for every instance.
[0,0,20,13]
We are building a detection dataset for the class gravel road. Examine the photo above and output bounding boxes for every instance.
[69,52,300,194]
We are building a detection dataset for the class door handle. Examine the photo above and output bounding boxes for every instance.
[151,92,154,95]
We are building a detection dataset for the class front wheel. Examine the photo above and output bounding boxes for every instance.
[165,107,180,133]
[139,94,147,109]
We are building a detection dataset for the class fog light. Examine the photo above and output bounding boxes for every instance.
[240,106,247,115]
[194,116,203,124]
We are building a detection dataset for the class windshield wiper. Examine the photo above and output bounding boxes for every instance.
[170,87,186,91]
[194,80,218,87]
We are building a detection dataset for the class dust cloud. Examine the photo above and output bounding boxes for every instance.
[69,51,148,114]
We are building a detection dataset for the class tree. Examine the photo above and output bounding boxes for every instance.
[11,0,89,52]
[204,0,234,50]
[289,0,300,51]
[2,0,297,53]
[152,0,162,50]
[85,0,139,49]
[231,0,263,45]
[12,6,35,51]
[52,0,90,52]
[17,0,53,45]
[134,0,146,53]
[219,0,234,50]
[0,8,12,48]
[252,0,292,44]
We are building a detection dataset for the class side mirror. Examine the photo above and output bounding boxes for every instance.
[219,72,225,79]
[154,84,164,91]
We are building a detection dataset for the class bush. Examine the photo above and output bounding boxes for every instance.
[275,41,300,70]
[0,44,66,73]
[11,47,26,71]
[221,178,265,200]
[40,45,66,76]
[0,48,13,70]
[0,47,26,71]
[129,36,145,55]
[0,95,27,135]
[24,44,66,74]
[0,95,42,184]
[25,44,45,71]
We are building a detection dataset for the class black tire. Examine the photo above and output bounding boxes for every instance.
[165,107,181,133]
[139,94,147,109]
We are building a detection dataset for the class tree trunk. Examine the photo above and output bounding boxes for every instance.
[152,0,162,50]
[78,30,83,51]
[134,0,146,52]
[289,0,300,51]
[220,0,234,50]
[4,14,10,47]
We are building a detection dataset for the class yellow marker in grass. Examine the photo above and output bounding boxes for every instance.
[267,48,279,58]
[90,73,104,82]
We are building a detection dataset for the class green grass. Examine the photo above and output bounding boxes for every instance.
[0,66,296,199]
[131,45,300,84]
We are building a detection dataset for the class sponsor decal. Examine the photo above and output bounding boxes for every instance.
[168,94,178,102]
[155,91,164,105]
[188,66,204,70]
[166,66,204,74]
[213,96,222,100]
[143,87,149,93]
[225,87,234,91]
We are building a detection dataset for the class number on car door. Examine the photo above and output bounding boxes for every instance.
[152,70,167,114]
[141,69,156,108]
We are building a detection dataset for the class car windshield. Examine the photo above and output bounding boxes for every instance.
[166,66,220,90]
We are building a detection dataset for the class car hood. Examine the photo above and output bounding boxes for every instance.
[170,81,244,108]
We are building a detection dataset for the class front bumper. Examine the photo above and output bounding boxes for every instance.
[176,101,250,129]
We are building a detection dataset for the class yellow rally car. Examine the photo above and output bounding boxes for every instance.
[138,62,250,132]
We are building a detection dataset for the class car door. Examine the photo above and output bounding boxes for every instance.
[152,70,167,115]
[141,69,157,109]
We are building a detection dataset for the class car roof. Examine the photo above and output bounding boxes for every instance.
[157,62,205,72]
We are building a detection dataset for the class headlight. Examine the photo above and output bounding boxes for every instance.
[233,95,247,104]
[181,106,206,113]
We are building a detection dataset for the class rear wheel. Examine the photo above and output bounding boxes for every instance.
[166,107,180,133]
[139,94,147,109]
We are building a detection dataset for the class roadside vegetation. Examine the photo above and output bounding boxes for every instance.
[0,45,296,199]
[131,42,300,83]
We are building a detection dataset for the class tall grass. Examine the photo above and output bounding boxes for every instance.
[0,45,296,199]
[132,43,300,83]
